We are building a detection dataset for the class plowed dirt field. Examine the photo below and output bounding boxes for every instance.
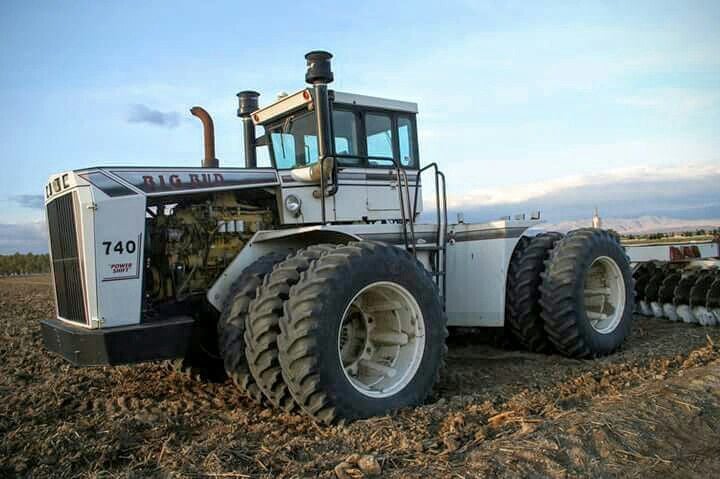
[2,276,719,478]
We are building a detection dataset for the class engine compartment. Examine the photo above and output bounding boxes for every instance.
[143,190,276,311]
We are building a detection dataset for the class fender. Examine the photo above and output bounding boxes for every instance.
[206,225,361,311]
[519,225,547,240]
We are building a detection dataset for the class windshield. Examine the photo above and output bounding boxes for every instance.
[268,109,360,169]
[269,112,318,170]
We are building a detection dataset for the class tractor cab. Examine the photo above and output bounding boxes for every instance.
[237,52,423,225]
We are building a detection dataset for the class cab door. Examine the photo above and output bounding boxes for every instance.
[329,109,369,221]
[363,112,419,219]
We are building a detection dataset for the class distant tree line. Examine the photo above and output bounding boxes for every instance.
[0,253,50,275]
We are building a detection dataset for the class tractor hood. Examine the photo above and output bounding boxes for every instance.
[45,167,279,202]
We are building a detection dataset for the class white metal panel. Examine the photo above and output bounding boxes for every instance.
[279,167,421,224]
[279,184,323,224]
[44,171,84,202]
[366,180,419,220]
[279,183,369,225]
[279,175,369,224]
[443,221,531,327]
[445,237,519,327]
[91,187,146,327]
[74,186,99,328]
[333,91,418,113]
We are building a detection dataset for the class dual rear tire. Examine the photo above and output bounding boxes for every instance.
[507,228,634,358]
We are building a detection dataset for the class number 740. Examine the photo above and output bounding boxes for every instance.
[102,240,137,255]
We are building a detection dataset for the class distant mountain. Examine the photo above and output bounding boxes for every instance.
[545,216,720,234]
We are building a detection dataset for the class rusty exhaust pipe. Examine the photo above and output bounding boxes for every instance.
[190,106,218,168]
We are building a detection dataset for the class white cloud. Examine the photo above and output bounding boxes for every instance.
[418,160,720,224]
[445,161,720,209]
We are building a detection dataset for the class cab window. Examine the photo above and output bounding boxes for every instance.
[365,113,393,167]
[398,116,416,168]
[333,109,361,166]
[254,126,272,168]
[270,132,295,169]
[270,112,318,169]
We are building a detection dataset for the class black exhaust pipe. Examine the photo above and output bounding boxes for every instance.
[305,50,335,223]
[305,51,334,162]
[237,90,260,168]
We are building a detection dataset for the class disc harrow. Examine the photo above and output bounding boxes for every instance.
[633,260,720,325]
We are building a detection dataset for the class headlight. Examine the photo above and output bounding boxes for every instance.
[285,194,302,216]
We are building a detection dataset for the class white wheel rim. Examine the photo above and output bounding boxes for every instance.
[337,281,425,398]
[584,256,626,334]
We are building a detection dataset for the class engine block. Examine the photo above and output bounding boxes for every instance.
[144,192,273,305]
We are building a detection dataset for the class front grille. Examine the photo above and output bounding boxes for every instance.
[47,193,87,324]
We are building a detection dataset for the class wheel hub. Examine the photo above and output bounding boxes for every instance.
[584,256,626,334]
[337,281,425,398]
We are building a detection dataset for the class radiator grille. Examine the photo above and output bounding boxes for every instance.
[47,193,86,324]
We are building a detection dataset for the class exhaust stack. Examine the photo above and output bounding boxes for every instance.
[305,51,334,162]
[190,106,218,168]
[305,51,335,223]
[237,91,260,168]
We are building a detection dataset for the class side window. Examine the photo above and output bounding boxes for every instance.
[365,113,394,167]
[271,132,296,169]
[294,114,318,167]
[256,145,272,167]
[304,134,319,163]
[255,126,272,168]
[333,109,360,166]
[333,110,358,155]
[270,112,319,169]
[398,116,416,168]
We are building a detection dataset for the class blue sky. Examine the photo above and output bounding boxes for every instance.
[1,1,719,252]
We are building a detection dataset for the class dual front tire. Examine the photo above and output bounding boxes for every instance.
[218,241,447,423]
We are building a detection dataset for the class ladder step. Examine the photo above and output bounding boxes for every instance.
[410,244,445,251]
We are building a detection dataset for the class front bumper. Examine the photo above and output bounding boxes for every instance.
[41,317,194,366]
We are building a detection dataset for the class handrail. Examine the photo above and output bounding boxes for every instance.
[316,154,447,305]
[325,154,417,252]
[437,171,448,305]
[411,163,448,306]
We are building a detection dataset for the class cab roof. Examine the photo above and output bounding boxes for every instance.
[252,89,418,126]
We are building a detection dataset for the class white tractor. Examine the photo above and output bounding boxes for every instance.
[41,51,634,423]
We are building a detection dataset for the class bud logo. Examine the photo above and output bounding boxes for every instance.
[110,169,279,195]
[142,173,225,191]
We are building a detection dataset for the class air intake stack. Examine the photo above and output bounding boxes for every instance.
[237,90,260,168]
[305,51,334,162]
